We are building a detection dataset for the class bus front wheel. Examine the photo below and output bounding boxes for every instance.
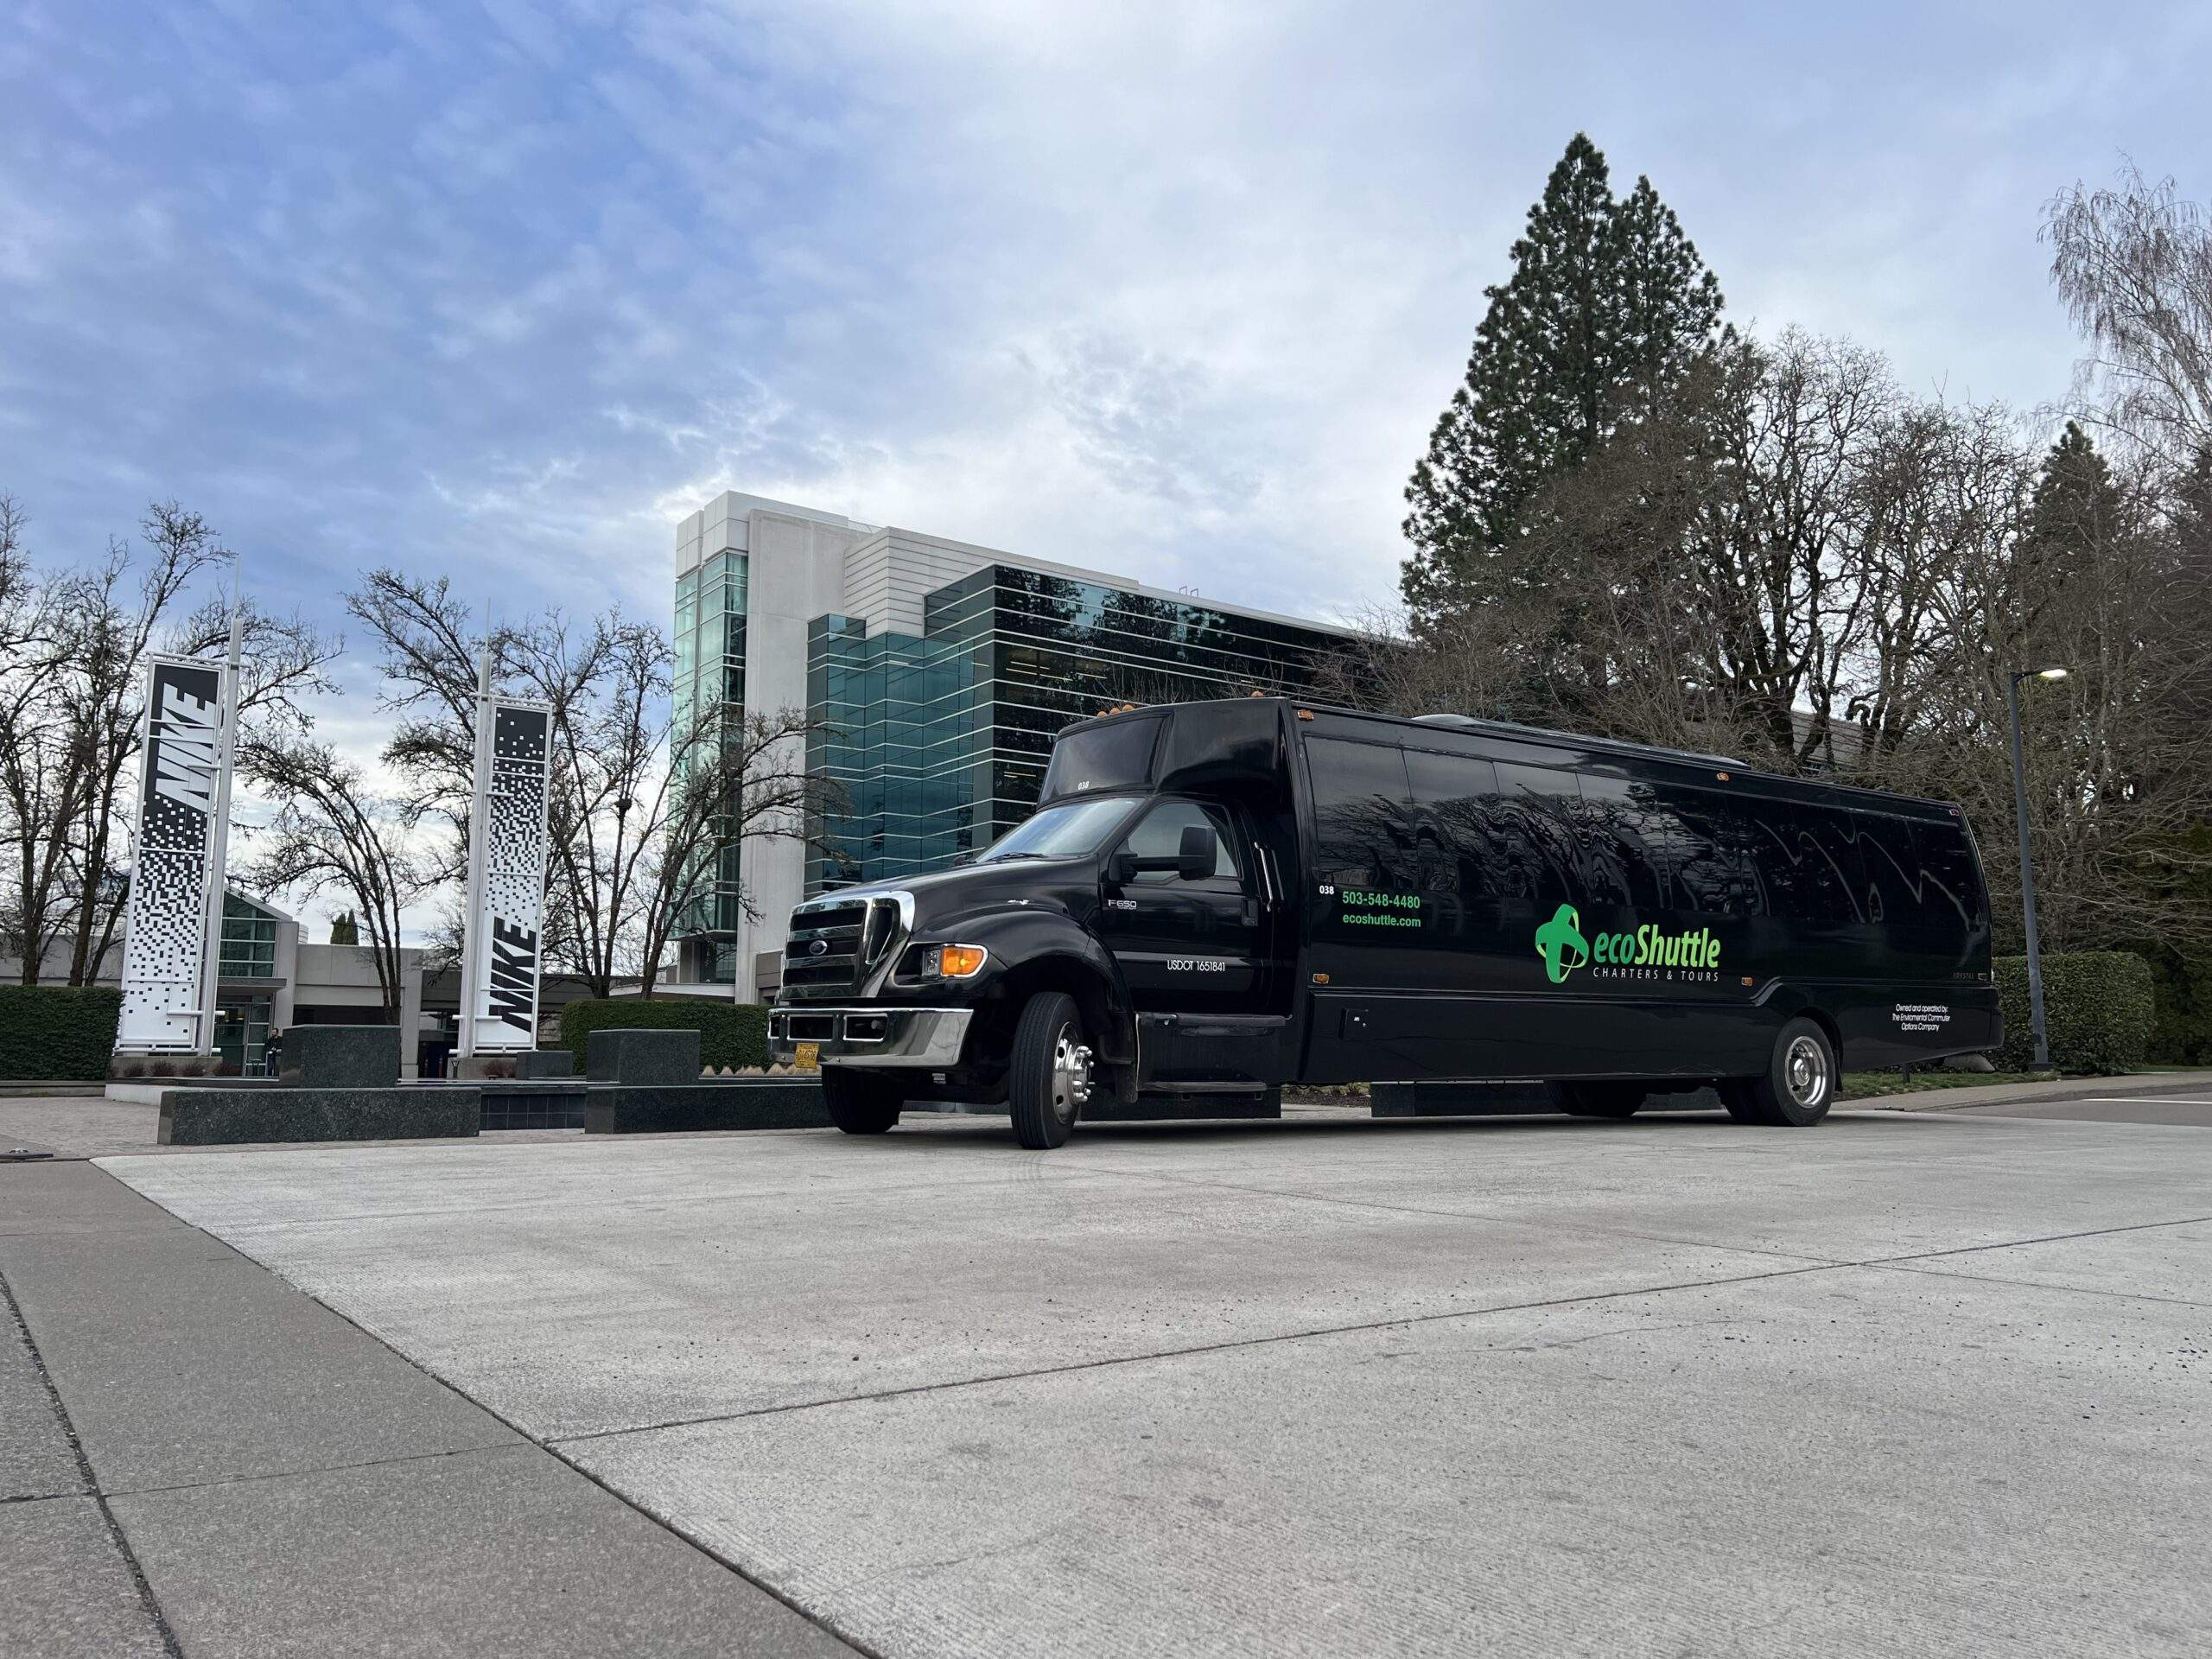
[1724,1019,1836,1127]
[822,1066,902,1135]
[1008,991,1091,1150]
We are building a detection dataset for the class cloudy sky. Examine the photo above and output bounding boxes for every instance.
[6,0,2208,655]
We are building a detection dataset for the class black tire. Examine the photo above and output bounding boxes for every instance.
[1007,992,1090,1150]
[1726,1017,1837,1127]
[1557,1081,1645,1119]
[821,1066,901,1135]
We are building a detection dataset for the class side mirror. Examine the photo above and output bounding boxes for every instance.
[1106,849,1139,888]
[1177,824,1217,882]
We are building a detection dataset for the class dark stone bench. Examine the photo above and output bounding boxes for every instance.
[583,1079,826,1135]
[159,1085,480,1146]
[586,1029,701,1087]
[512,1049,576,1079]
[277,1025,401,1089]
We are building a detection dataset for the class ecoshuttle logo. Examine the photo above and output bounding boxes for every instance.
[1535,904,1723,984]
[1534,904,1589,982]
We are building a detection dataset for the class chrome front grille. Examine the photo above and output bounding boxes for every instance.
[781,893,910,997]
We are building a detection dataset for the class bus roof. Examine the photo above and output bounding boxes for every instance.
[1056,697,1968,820]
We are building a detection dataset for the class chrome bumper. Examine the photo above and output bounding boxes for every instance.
[767,1006,974,1070]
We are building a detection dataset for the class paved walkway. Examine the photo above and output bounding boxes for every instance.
[67,1094,2212,1658]
[0,1158,854,1657]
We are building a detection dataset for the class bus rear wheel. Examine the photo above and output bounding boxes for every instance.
[1724,1018,1836,1127]
[822,1066,901,1135]
[1008,991,1090,1150]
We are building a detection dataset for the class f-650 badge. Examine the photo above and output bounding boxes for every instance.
[1166,957,1230,973]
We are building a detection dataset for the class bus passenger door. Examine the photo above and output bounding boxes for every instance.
[1096,798,1262,1015]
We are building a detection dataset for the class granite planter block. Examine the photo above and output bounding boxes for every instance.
[279,1026,401,1089]
[583,1080,827,1135]
[512,1049,576,1079]
[479,1081,588,1130]
[1088,1090,1282,1122]
[158,1085,480,1146]
[586,1029,702,1087]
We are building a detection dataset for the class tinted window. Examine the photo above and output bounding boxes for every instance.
[1041,716,1162,799]
[1853,813,1923,925]
[1122,800,1241,885]
[1658,786,1765,916]
[1307,738,1413,889]
[1914,818,1986,931]
[1492,762,1580,906]
[1402,747,1500,897]
[1573,774,1670,910]
[1745,799,1860,924]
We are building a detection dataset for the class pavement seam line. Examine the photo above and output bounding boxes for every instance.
[1865,1259,2212,1311]
[0,1262,185,1659]
[115,1174,880,1659]
[550,1206,2212,1447]
[550,1256,1851,1445]
[101,1438,529,1502]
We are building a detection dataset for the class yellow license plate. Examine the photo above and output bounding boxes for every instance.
[793,1041,820,1071]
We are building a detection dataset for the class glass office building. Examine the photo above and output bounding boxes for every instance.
[670,493,1360,997]
[806,564,1351,889]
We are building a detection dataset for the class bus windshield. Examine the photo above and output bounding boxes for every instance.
[975,796,1141,863]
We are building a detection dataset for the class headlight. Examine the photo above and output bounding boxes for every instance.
[920,943,988,978]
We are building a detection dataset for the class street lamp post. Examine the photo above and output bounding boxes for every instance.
[2005,666,2069,1073]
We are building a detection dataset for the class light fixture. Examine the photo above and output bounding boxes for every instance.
[2036,667,2069,681]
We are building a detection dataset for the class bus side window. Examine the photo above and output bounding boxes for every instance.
[1913,819,1986,931]
[1572,774,1669,910]
[1402,747,1500,898]
[1306,738,1413,892]
[1854,814,1924,926]
[1492,763,1580,908]
[1745,799,1856,923]
[1657,786,1765,916]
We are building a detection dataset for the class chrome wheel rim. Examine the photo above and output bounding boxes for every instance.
[1784,1034,1830,1109]
[1050,1026,1093,1122]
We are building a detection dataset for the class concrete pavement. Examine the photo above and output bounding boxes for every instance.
[0,1158,855,1658]
[84,1099,2212,1657]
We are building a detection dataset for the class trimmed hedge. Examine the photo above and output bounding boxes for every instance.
[556,996,769,1073]
[1994,951,2154,1075]
[0,986,124,1080]
[2146,947,2212,1066]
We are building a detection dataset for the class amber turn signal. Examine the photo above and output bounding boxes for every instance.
[938,944,988,978]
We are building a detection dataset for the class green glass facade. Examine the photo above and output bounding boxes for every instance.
[805,564,1354,891]
[672,550,750,978]
[218,893,277,979]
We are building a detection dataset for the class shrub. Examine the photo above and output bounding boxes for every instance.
[2145,947,2212,1066]
[1994,951,2155,1074]
[0,986,124,1080]
[556,996,770,1073]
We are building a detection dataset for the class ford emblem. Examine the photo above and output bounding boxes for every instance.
[808,938,830,957]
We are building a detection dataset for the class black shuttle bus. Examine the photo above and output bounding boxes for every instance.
[767,697,2000,1148]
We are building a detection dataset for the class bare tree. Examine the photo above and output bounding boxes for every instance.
[0,499,337,982]
[234,736,424,1021]
[2045,165,2212,466]
[632,706,842,995]
[505,617,665,996]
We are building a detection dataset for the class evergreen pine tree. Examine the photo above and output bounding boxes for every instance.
[2025,420,2121,556]
[329,911,359,946]
[1402,133,1726,630]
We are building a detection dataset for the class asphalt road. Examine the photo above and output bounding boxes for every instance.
[79,1097,2212,1657]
